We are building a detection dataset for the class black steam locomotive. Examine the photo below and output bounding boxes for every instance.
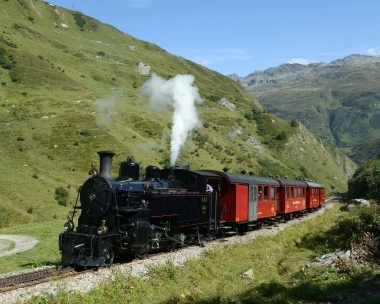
[59,151,223,267]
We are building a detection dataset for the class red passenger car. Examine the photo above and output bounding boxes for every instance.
[203,171,280,228]
[276,178,307,219]
[305,181,325,209]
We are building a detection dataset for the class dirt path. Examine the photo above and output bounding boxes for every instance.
[0,235,39,257]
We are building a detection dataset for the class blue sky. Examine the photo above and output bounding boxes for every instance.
[49,0,380,77]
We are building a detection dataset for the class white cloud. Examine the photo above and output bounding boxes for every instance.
[367,47,380,56]
[198,59,211,66]
[216,48,251,60]
[287,58,316,65]
[194,48,251,67]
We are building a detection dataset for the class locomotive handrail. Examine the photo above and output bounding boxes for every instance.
[90,235,95,258]
[113,207,140,213]
[71,186,82,220]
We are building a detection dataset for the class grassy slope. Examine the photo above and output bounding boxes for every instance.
[0,0,355,228]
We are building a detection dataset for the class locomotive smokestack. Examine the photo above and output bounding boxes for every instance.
[97,151,115,178]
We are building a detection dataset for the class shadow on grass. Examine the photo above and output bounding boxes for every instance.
[162,271,380,304]
[237,273,380,304]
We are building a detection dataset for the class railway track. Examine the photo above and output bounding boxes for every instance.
[0,266,92,293]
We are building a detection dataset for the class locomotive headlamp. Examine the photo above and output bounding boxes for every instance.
[64,215,74,232]
[64,221,74,231]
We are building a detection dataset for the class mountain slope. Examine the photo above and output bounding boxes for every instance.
[232,55,380,164]
[0,0,354,227]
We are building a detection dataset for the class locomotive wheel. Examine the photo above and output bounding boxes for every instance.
[103,247,114,266]
[136,244,150,259]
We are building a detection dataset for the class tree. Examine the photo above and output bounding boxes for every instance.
[347,156,380,201]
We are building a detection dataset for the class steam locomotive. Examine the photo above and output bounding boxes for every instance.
[59,151,325,267]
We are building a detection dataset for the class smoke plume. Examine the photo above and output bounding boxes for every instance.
[141,73,203,166]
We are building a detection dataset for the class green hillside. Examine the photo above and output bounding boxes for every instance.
[0,0,355,228]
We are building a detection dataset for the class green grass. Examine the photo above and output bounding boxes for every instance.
[0,221,63,273]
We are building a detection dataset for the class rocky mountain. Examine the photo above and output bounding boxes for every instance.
[231,55,380,164]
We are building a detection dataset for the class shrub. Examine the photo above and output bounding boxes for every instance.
[74,12,86,28]
[79,129,91,137]
[9,69,21,82]
[55,186,69,206]
[290,119,299,127]
[244,112,253,120]
[328,205,380,249]
[275,131,286,140]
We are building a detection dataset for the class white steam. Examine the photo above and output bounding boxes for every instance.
[141,73,203,166]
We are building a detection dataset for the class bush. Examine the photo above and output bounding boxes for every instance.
[9,69,21,82]
[328,205,380,248]
[79,129,91,137]
[74,12,86,28]
[275,131,287,140]
[55,186,69,206]
[290,119,299,127]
